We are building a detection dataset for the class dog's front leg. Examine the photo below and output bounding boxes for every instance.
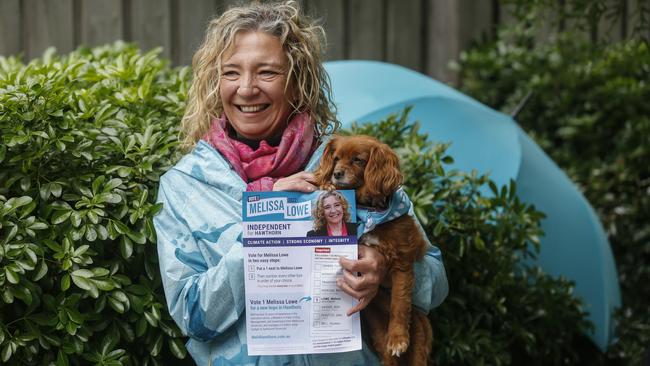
[386,268,415,358]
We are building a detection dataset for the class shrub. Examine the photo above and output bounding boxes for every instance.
[456,34,650,364]
[0,43,189,365]
[349,110,590,365]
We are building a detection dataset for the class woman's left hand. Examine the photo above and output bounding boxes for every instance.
[337,245,388,316]
[273,171,317,192]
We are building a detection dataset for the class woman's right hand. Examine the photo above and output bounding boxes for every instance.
[273,171,317,193]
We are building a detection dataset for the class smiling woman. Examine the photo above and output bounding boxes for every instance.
[153,1,448,365]
[219,31,293,140]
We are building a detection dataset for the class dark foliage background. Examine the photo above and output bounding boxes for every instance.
[455,9,650,364]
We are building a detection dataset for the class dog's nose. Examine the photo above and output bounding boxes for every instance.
[333,170,344,180]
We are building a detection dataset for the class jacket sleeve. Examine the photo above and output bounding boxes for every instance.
[393,193,449,312]
[154,177,245,341]
[412,236,449,311]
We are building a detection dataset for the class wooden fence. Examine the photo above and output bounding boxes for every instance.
[0,0,644,84]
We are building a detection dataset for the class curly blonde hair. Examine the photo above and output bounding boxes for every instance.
[180,0,339,150]
[312,191,351,232]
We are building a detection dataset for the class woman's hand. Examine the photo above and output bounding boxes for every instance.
[273,171,317,193]
[337,245,388,316]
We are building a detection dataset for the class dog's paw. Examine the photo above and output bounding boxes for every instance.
[386,331,409,357]
[319,183,336,192]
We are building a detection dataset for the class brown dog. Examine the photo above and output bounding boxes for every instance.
[315,135,433,366]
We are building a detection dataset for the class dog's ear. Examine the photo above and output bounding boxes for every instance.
[314,137,338,186]
[365,141,403,199]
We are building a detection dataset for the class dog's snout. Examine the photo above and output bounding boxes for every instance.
[333,170,344,180]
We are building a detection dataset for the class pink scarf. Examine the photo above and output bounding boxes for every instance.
[203,112,316,191]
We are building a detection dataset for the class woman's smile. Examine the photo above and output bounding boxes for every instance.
[237,104,270,113]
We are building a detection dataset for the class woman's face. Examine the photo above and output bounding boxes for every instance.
[219,31,294,140]
[322,196,343,226]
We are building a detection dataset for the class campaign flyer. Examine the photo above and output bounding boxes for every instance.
[242,190,362,355]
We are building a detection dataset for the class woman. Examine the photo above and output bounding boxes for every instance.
[307,191,357,237]
[154,1,448,365]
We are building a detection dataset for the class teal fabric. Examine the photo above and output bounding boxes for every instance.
[154,140,449,365]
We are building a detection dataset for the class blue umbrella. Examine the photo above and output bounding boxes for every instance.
[324,60,621,351]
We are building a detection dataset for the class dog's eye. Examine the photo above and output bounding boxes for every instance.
[333,156,339,162]
[353,157,366,165]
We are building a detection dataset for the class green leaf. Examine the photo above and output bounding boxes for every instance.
[70,211,82,227]
[91,267,109,277]
[2,288,14,303]
[20,176,31,191]
[489,181,499,196]
[92,175,105,195]
[4,225,18,243]
[56,350,68,366]
[28,222,48,230]
[71,275,92,291]
[88,209,100,224]
[144,311,157,327]
[151,304,161,320]
[13,284,33,305]
[97,224,109,240]
[2,342,12,362]
[8,196,33,209]
[150,334,163,356]
[127,230,146,245]
[113,220,129,235]
[33,260,48,281]
[22,111,35,121]
[441,155,454,164]
[79,185,92,197]
[44,239,62,252]
[5,267,19,284]
[104,178,123,191]
[120,236,133,259]
[72,269,94,278]
[136,317,147,337]
[51,210,72,225]
[50,183,63,197]
[85,225,97,241]
[51,200,72,210]
[40,183,52,200]
[108,296,126,313]
[169,338,187,359]
[93,278,115,291]
[61,273,71,291]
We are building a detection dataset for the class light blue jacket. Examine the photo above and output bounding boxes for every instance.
[154,140,449,365]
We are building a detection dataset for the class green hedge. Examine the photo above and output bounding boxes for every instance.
[456,35,650,364]
[0,43,189,365]
[1,44,588,365]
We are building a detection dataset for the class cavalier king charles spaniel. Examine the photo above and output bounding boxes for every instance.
[315,135,433,366]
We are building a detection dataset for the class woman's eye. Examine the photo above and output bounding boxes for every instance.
[221,70,238,78]
[259,70,279,79]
